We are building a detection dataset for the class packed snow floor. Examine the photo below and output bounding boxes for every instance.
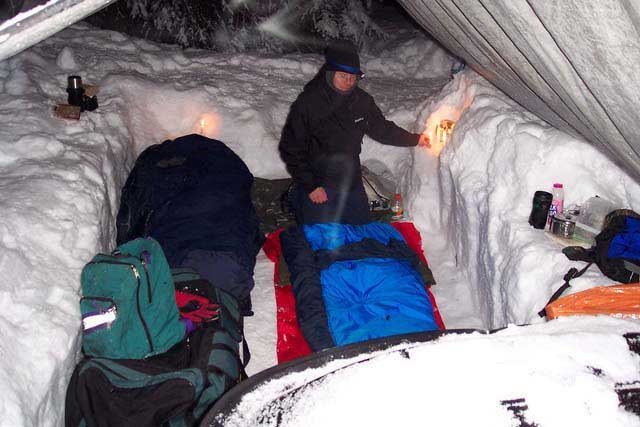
[0,21,639,427]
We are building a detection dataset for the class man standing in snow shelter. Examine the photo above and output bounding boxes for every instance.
[279,41,430,225]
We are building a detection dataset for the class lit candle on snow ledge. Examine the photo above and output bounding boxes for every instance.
[195,112,220,138]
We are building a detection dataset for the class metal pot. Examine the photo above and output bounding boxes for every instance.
[550,213,576,238]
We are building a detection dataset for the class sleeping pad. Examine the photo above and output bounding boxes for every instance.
[116,134,264,314]
[280,222,440,351]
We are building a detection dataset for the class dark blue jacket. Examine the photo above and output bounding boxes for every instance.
[279,67,420,193]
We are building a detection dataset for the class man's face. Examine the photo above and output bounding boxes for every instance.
[333,71,357,92]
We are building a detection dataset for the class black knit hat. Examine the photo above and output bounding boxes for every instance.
[324,41,364,78]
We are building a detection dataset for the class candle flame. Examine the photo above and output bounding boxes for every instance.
[423,117,456,156]
[421,95,472,156]
[195,112,221,137]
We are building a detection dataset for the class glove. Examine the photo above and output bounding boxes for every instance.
[175,291,220,323]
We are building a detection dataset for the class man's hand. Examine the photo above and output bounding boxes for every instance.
[309,187,328,204]
[418,133,431,148]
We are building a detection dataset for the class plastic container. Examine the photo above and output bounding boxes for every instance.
[548,183,564,225]
[573,222,599,245]
[573,196,619,244]
[391,193,404,220]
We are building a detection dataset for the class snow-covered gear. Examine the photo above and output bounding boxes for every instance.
[279,67,420,200]
[80,237,185,360]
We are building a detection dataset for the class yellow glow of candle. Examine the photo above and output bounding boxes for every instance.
[436,119,455,147]
[200,118,206,134]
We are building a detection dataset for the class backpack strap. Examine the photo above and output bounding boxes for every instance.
[538,262,593,318]
[208,341,249,382]
[240,316,251,370]
[562,245,596,262]
[242,339,251,370]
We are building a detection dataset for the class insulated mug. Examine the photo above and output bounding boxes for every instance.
[529,191,553,229]
[67,75,85,108]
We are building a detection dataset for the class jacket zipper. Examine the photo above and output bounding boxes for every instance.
[91,360,201,398]
[140,259,153,304]
[131,264,154,354]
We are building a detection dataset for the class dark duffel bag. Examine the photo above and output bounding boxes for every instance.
[66,273,247,427]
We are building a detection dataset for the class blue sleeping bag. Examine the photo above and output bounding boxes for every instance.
[281,222,439,350]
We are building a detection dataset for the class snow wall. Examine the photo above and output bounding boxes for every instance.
[409,70,640,329]
[0,23,454,425]
[398,0,640,184]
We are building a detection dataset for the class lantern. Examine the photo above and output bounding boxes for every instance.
[436,119,455,146]
[425,119,456,156]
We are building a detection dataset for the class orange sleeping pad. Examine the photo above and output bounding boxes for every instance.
[545,283,640,320]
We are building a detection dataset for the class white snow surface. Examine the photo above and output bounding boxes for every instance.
[221,318,640,427]
[0,22,638,426]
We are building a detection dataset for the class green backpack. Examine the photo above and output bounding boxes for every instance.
[80,237,185,359]
[66,267,247,427]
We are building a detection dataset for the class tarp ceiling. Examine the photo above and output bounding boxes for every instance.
[2,0,640,183]
[398,0,640,183]
[0,0,114,61]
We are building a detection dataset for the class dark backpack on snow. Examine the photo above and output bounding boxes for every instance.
[539,209,640,316]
